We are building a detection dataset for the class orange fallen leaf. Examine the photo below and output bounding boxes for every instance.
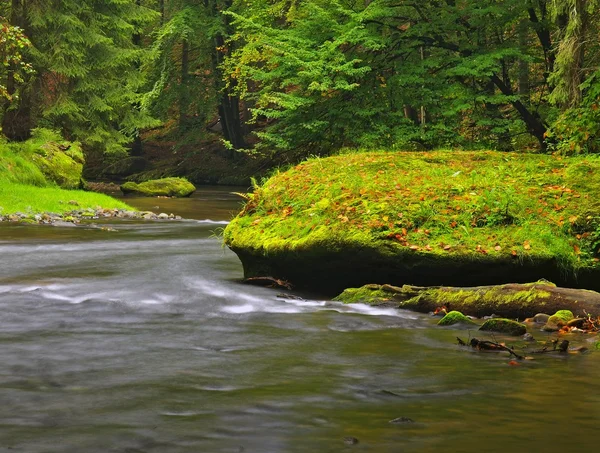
[523,241,531,250]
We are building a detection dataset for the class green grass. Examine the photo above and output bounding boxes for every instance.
[224,150,600,274]
[1,129,133,215]
[0,182,134,215]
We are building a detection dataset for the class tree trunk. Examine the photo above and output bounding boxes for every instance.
[490,74,547,149]
[210,0,246,151]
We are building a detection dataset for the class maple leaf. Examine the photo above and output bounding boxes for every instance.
[523,241,531,250]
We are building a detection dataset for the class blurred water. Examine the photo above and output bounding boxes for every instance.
[0,188,598,453]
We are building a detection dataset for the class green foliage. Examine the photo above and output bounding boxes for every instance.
[143,1,218,137]
[2,0,159,153]
[224,0,548,154]
[0,16,33,101]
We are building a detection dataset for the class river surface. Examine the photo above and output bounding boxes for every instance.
[1,187,599,452]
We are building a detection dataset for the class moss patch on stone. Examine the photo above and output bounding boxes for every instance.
[332,281,600,318]
[542,309,575,331]
[0,128,83,188]
[479,318,527,336]
[224,150,600,293]
[120,177,196,197]
[547,309,574,324]
[438,311,477,326]
[332,284,393,305]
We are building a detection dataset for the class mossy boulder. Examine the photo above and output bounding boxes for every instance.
[224,151,600,293]
[479,318,527,336]
[548,310,574,325]
[333,281,600,318]
[120,177,195,197]
[542,309,575,331]
[26,131,84,189]
[438,311,477,326]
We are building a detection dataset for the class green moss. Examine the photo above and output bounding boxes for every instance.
[120,177,196,197]
[437,311,477,326]
[0,128,83,188]
[224,150,600,291]
[332,285,392,304]
[479,318,527,336]
[400,282,554,312]
[547,310,574,325]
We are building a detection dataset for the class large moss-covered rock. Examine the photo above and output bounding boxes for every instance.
[224,151,600,293]
[29,136,84,189]
[120,177,196,197]
[333,281,600,318]
[479,318,527,336]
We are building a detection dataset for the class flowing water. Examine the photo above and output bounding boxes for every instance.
[1,187,599,453]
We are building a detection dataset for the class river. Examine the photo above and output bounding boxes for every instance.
[1,187,599,452]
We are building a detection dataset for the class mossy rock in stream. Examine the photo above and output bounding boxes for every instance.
[120,177,195,197]
[333,281,600,318]
[224,151,600,294]
[542,310,575,331]
[438,311,477,326]
[479,318,527,336]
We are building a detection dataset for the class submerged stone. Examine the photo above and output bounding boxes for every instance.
[437,311,477,326]
[479,318,527,336]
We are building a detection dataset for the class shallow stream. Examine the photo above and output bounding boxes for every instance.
[1,187,599,452]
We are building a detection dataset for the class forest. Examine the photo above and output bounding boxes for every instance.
[3,3,600,451]
[2,0,600,169]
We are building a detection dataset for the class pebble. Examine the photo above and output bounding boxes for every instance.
[0,208,188,226]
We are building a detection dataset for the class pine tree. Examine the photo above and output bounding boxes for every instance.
[1,0,158,153]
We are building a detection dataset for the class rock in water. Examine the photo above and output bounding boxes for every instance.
[437,311,477,326]
[479,318,527,336]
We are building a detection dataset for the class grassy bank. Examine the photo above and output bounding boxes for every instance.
[224,150,600,292]
[0,182,133,215]
[0,130,134,216]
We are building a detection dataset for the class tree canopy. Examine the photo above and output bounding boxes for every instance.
[1,0,599,157]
